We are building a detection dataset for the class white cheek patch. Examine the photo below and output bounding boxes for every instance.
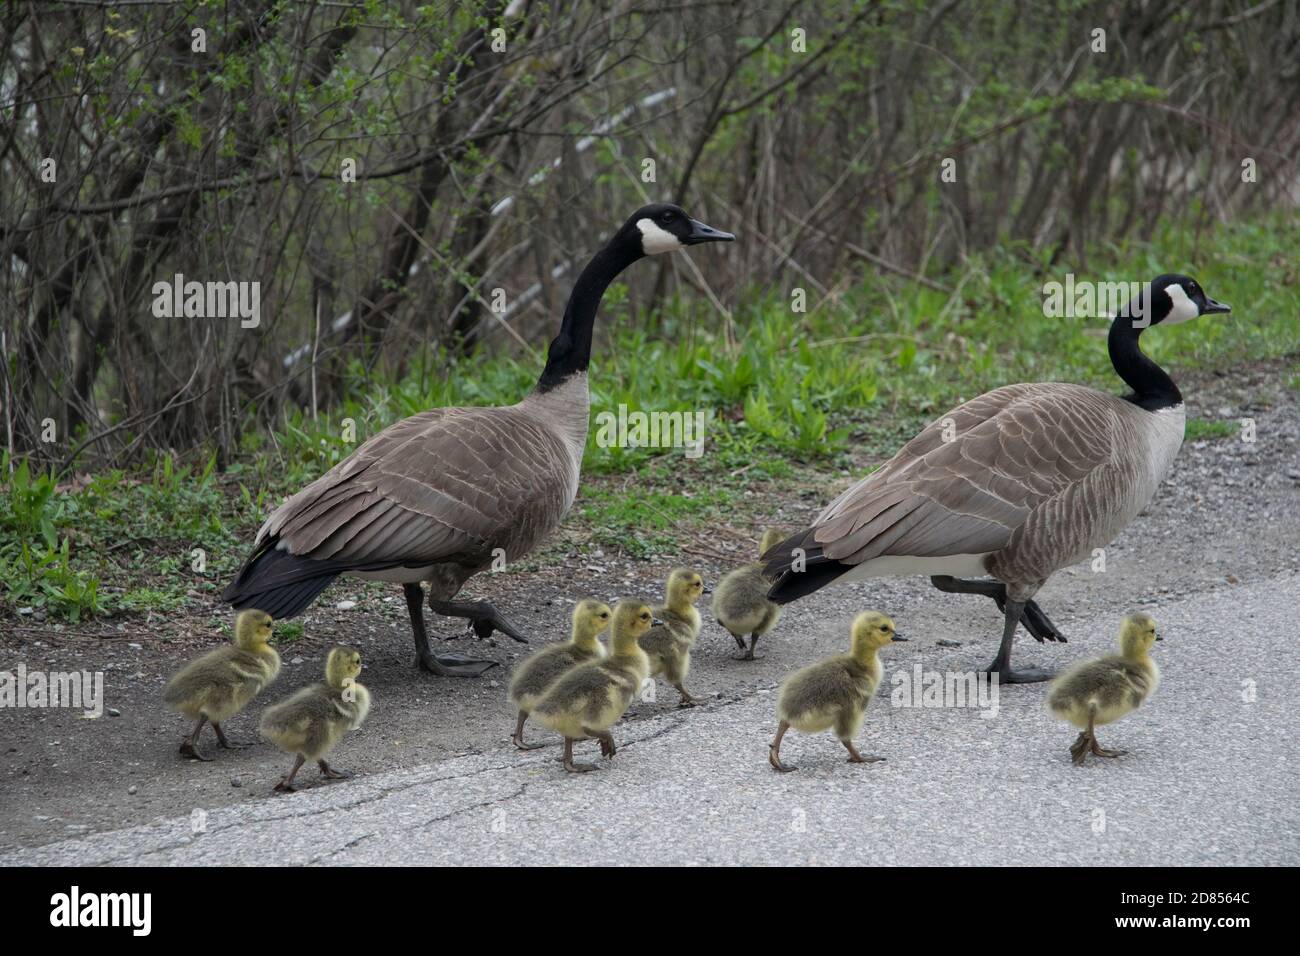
[1163,284,1200,325]
[636,218,682,255]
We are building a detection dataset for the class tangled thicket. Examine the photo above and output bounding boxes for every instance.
[3,0,1297,468]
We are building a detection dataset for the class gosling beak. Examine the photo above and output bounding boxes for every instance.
[1202,296,1231,315]
[1155,634,1164,641]
[682,218,735,245]
[652,616,664,627]
[701,585,713,595]
[891,633,909,642]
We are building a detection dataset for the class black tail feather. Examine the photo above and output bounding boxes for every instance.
[762,528,852,605]
[221,544,343,619]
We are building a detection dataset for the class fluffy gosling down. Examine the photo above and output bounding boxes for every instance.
[712,528,784,660]
[259,645,371,792]
[769,611,906,772]
[530,601,655,773]
[162,609,282,761]
[641,568,707,706]
[1047,613,1161,766]
[508,598,611,750]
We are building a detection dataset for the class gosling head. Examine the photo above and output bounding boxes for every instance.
[611,601,656,648]
[850,611,903,658]
[614,203,734,258]
[325,645,363,688]
[1123,274,1230,329]
[233,609,274,649]
[666,568,707,608]
[758,528,784,557]
[1118,612,1161,658]
[572,598,612,646]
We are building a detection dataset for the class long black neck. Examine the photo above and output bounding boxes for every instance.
[1108,313,1181,411]
[534,239,641,393]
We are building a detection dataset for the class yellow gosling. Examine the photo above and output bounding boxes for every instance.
[1047,613,1161,766]
[508,599,610,750]
[259,645,371,792]
[162,609,281,761]
[769,611,905,772]
[530,601,655,773]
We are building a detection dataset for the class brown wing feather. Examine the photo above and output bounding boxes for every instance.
[258,405,577,566]
[812,383,1122,564]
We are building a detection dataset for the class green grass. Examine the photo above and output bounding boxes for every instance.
[1185,418,1239,441]
[3,212,1297,621]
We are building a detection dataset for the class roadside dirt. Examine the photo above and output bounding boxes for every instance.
[2,359,1296,852]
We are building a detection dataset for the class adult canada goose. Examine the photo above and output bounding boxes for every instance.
[765,275,1228,682]
[1047,612,1161,765]
[223,204,733,676]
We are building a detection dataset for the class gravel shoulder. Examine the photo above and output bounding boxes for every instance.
[2,361,1297,861]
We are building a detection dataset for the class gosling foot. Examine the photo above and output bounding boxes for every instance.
[210,722,253,750]
[512,735,545,751]
[562,738,599,773]
[272,779,298,793]
[844,741,885,764]
[178,740,213,762]
[768,743,796,773]
[318,760,352,780]
[1090,738,1127,760]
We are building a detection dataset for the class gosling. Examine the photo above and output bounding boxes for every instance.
[508,598,611,750]
[1047,613,1161,766]
[162,609,281,761]
[769,611,905,772]
[641,568,706,707]
[259,645,371,792]
[712,528,784,660]
[530,601,655,773]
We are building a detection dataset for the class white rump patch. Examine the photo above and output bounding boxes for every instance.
[838,552,993,581]
[1164,284,1199,325]
[636,218,682,255]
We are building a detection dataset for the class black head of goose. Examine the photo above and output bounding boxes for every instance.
[764,274,1229,683]
[223,203,733,677]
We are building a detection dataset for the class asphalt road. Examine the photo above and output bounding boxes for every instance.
[4,570,1296,866]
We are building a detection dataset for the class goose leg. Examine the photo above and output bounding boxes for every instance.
[985,598,1055,683]
[211,721,252,749]
[735,634,762,661]
[405,584,499,677]
[584,727,617,759]
[318,760,352,780]
[562,737,598,773]
[842,739,885,764]
[179,715,213,761]
[274,754,305,792]
[428,597,530,644]
[930,576,1066,643]
[769,720,795,772]
[512,711,544,750]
